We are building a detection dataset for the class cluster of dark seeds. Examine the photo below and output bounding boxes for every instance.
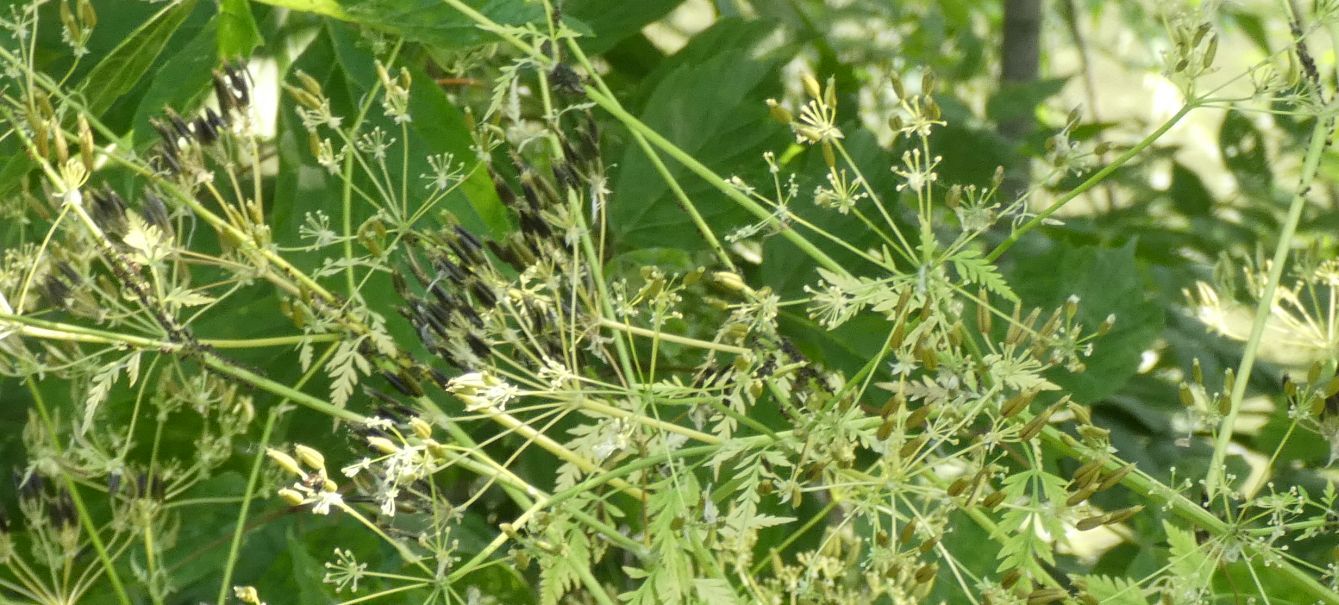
[149,62,250,177]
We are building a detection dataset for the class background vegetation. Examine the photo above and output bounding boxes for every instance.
[1,0,1338,603]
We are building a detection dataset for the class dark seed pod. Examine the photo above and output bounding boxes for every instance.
[204,107,226,130]
[90,188,128,235]
[469,282,497,308]
[465,332,490,358]
[41,273,72,308]
[164,108,192,140]
[225,63,251,108]
[452,226,486,264]
[381,371,422,398]
[192,115,218,145]
[213,70,235,114]
[140,190,173,235]
[156,146,182,175]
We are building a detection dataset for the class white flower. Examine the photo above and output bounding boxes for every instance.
[310,490,344,516]
[447,372,519,412]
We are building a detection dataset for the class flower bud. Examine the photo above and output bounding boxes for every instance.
[277,488,305,506]
[266,448,303,477]
[293,444,325,471]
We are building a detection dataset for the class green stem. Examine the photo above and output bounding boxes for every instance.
[24,378,132,605]
[583,86,849,277]
[216,408,281,605]
[1205,112,1330,497]
[1041,427,1339,604]
[599,318,750,355]
[987,103,1194,262]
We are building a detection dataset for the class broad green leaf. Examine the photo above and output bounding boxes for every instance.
[81,0,199,116]
[611,19,790,251]
[1010,240,1164,402]
[566,0,684,52]
[218,0,263,58]
[1168,162,1213,217]
[130,17,219,147]
[250,0,545,49]
[1219,111,1272,195]
[986,77,1068,123]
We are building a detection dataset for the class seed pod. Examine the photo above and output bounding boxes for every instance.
[802,73,823,100]
[876,418,896,441]
[78,115,94,172]
[1097,314,1116,336]
[914,563,937,584]
[1096,463,1135,492]
[905,403,932,429]
[278,488,305,506]
[765,98,793,124]
[898,434,928,458]
[367,436,398,454]
[890,72,906,99]
[947,476,971,497]
[981,490,1006,510]
[52,120,69,163]
[410,417,433,439]
[1018,407,1055,442]
[1027,587,1068,605]
[1075,514,1107,531]
[266,449,303,477]
[917,534,939,554]
[1070,458,1105,488]
[78,0,95,28]
[1065,484,1098,507]
[1000,389,1037,419]
[293,444,325,470]
[898,518,919,545]
[1179,383,1196,407]
[1000,568,1021,589]
[1103,504,1144,525]
[921,71,936,97]
[925,97,941,121]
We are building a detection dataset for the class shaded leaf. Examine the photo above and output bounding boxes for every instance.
[81,0,199,116]
[217,0,263,58]
[1010,240,1164,401]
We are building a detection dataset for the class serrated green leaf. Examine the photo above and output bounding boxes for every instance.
[1081,574,1149,605]
[1163,521,1212,591]
[951,248,1018,302]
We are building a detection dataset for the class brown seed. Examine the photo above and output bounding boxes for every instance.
[1103,505,1144,525]
[1096,463,1135,492]
[1075,514,1107,531]
[1065,484,1098,507]
[906,403,932,429]
[899,435,929,458]
[1027,587,1068,605]
[899,518,919,545]
[981,490,1006,510]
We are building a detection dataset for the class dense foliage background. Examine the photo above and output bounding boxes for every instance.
[1,0,1338,603]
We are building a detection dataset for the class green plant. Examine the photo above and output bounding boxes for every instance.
[1,1,1338,604]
